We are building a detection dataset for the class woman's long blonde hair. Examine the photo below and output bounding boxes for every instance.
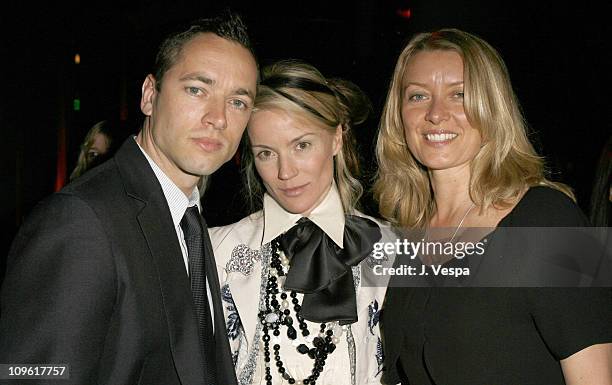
[374,28,573,228]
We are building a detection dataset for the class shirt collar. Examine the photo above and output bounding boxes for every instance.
[135,137,201,226]
[262,183,345,248]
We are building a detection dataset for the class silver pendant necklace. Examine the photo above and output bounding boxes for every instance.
[448,202,476,243]
[424,202,476,246]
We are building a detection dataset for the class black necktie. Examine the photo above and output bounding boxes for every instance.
[180,206,217,382]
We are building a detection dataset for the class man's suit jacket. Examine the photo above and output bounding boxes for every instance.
[0,139,237,385]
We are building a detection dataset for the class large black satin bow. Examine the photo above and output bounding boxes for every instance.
[278,215,381,324]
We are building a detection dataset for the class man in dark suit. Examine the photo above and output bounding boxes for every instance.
[0,11,257,385]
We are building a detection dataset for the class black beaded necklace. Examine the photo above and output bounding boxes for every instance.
[258,239,338,385]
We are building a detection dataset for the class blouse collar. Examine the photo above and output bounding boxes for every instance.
[262,183,345,248]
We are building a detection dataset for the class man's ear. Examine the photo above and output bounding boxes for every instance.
[332,124,343,156]
[140,74,157,116]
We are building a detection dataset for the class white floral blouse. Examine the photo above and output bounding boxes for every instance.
[209,185,394,385]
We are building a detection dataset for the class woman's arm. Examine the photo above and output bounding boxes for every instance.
[561,343,612,385]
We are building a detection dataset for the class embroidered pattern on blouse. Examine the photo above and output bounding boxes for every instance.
[375,336,384,377]
[368,296,385,377]
[367,299,381,336]
[227,243,262,276]
[222,284,242,341]
[236,243,271,385]
[346,265,360,385]
[352,265,360,288]
[222,284,249,369]
[346,323,356,385]
[365,249,388,269]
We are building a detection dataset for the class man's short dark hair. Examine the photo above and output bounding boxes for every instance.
[152,10,255,91]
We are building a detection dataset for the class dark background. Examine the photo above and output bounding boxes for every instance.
[1,1,610,277]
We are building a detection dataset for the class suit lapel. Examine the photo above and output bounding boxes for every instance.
[138,204,207,384]
[114,139,205,385]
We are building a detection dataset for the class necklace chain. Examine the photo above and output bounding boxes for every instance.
[449,202,475,243]
[425,202,476,244]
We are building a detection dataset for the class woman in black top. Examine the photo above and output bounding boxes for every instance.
[374,28,612,384]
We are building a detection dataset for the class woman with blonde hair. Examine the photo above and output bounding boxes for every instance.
[70,120,114,180]
[210,60,392,385]
[375,29,612,384]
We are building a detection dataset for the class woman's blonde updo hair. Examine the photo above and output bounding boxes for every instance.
[374,28,573,228]
[243,59,371,213]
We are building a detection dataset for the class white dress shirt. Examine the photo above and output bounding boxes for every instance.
[136,138,215,327]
